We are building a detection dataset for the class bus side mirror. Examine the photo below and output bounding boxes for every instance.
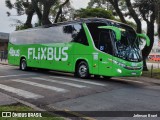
[98,26,121,41]
[137,33,150,46]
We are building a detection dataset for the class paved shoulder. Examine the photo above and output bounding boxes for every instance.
[0,92,18,105]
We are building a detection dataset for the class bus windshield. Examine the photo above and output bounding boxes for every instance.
[115,27,142,62]
[87,22,142,62]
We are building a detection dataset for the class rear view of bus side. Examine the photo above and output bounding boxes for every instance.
[8,18,150,79]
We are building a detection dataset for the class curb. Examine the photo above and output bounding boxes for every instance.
[12,97,46,111]
[46,105,96,120]
[0,62,8,65]
[2,94,95,120]
[118,77,160,85]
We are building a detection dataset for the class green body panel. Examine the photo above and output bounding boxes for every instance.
[111,57,142,77]
[8,23,143,77]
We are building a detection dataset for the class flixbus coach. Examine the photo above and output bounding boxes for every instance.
[8,18,150,79]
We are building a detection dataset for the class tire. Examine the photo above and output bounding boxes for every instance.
[76,61,90,78]
[103,76,112,80]
[20,59,28,71]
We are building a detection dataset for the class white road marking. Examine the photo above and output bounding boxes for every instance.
[49,76,106,87]
[0,84,43,99]
[12,79,68,93]
[0,74,36,78]
[33,77,88,88]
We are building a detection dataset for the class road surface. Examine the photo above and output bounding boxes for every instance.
[0,64,160,120]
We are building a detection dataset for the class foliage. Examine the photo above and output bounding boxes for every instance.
[131,0,158,70]
[87,0,114,10]
[5,0,35,29]
[74,8,114,19]
[5,0,26,16]
[5,0,71,30]
[114,18,136,29]
[87,0,127,23]
[133,0,158,23]
[15,24,30,31]
[50,0,74,23]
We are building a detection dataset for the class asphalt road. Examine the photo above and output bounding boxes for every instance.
[0,64,160,120]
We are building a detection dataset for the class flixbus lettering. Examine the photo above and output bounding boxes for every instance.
[28,47,68,61]
[9,47,20,57]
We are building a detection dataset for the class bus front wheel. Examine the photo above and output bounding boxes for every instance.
[20,59,28,71]
[77,61,90,79]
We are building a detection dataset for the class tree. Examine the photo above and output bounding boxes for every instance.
[74,8,115,19]
[88,0,127,23]
[88,0,158,70]
[88,0,113,10]
[5,0,35,29]
[51,0,73,23]
[37,0,57,25]
[125,0,142,33]
[5,0,71,30]
[157,2,160,38]
[31,0,70,25]
[132,0,157,70]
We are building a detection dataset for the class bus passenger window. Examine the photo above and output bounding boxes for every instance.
[72,24,89,46]
[99,31,113,55]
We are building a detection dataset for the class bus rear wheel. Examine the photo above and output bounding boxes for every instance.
[77,61,90,78]
[20,59,28,71]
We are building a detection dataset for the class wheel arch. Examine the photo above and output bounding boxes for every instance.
[20,56,27,64]
[74,58,92,74]
[19,56,28,70]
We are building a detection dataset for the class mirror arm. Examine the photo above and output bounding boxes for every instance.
[137,33,150,46]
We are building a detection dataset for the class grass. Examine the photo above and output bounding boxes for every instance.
[0,104,63,120]
[147,61,160,63]
[142,69,160,79]
[0,104,33,111]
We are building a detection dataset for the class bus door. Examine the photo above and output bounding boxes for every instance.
[98,30,113,76]
[57,43,73,72]
[46,43,73,72]
[28,45,41,68]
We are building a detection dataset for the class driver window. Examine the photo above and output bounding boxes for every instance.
[98,31,113,55]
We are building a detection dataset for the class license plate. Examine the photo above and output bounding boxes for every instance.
[132,73,137,75]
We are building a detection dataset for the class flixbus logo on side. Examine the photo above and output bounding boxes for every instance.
[28,47,69,61]
[9,47,20,57]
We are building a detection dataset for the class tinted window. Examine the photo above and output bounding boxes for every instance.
[72,24,88,46]
[87,22,106,48]
[10,23,88,45]
[99,31,113,54]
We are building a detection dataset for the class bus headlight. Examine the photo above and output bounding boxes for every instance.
[110,59,142,70]
[117,69,122,73]
[112,60,125,68]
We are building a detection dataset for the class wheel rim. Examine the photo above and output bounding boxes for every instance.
[21,60,26,70]
[79,65,87,77]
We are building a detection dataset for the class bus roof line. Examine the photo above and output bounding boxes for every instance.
[13,18,133,31]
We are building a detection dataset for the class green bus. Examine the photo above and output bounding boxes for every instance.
[8,18,150,79]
